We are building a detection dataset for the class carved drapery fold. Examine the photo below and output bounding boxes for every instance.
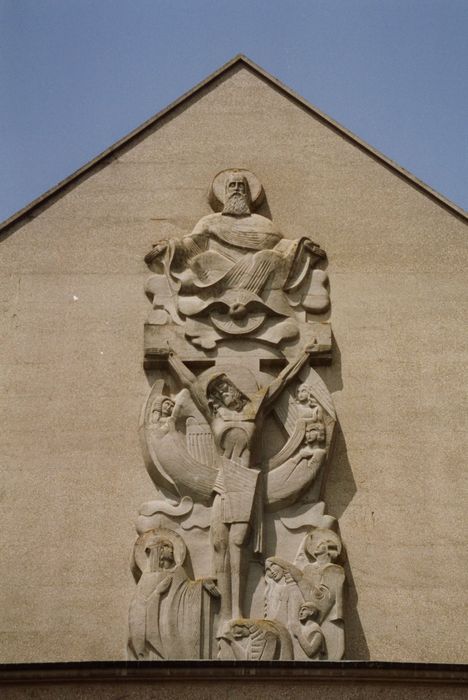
[129,169,345,660]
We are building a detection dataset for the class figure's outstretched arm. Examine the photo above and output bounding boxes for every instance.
[144,217,210,270]
[263,342,317,409]
[167,351,210,419]
[167,351,196,386]
[283,562,304,585]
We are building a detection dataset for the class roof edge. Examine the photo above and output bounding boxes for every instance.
[1,54,467,231]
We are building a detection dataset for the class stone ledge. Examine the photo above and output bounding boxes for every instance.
[1,660,467,685]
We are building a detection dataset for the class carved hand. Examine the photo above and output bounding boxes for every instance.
[155,576,172,595]
[305,339,319,354]
[304,239,326,259]
[202,579,221,598]
[298,446,314,459]
[312,584,327,600]
[144,240,168,265]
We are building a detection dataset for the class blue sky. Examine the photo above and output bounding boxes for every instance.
[1,0,467,221]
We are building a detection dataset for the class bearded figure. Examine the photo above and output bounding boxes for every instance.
[144,169,329,349]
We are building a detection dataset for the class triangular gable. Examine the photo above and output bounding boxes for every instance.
[1,54,466,232]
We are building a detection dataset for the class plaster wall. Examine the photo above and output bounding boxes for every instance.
[0,65,466,663]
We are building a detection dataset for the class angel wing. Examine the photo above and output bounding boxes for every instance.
[170,387,216,467]
[186,416,216,467]
[141,387,217,503]
[272,389,299,438]
[269,391,304,470]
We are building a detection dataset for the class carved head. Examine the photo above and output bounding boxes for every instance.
[296,384,323,412]
[304,420,326,446]
[134,528,186,577]
[207,375,247,412]
[299,602,320,622]
[230,623,251,639]
[265,557,287,582]
[296,384,310,403]
[145,538,176,571]
[305,529,342,564]
[223,173,251,216]
[151,395,175,420]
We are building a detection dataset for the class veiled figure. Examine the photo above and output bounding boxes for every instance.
[128,529,219,660]
[263,527,344,661]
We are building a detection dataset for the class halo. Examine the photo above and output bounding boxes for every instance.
[304,528,342,561]
[199,364,260,398]
[133,528,187,573]
[209,168,264,211]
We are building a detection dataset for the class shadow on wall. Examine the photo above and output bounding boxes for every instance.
[318,334,370,660]
[143,334,370,660]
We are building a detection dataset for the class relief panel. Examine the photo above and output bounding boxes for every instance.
[129,169,344,660]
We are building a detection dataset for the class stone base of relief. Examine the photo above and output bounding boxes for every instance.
[128,169,345,661]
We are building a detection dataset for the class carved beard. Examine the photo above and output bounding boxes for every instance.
[223,192,251,216]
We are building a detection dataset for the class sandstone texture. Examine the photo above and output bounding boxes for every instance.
[0,60,466,663]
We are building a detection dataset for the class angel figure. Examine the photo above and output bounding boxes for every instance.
[141,386,219,505]
[265,416,327,510]
[268,377,336,471]
[149,394,175,431]
[291,528,345,660]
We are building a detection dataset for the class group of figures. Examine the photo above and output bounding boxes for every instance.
[128,169,345,660]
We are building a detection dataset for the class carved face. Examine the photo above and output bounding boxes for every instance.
[266,562,285,582]
[299,603,319,622]
[231,624,250,639]
[305,423,325,445]
[158,540,175,569]
[161,399,174,417]
[219,381,240,408]
[296,384,310,403]
[312,538,339,562]
[151,395,174,421]
[209,377,244,410]
[227,176,246,195]
[146,539,175,571]
[223,175,251,216]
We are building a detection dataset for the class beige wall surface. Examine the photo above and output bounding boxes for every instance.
[0,64,466,663]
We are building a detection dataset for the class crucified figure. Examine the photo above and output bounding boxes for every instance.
[167,344,316,625]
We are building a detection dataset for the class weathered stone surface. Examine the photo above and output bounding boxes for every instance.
[143,169,329,352]
[0,59,466,663]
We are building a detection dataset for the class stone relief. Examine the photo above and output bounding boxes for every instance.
[218,619,293,661]
[129,169,345,660]
[264,527,344,660]
[128,528,220,660]
[143,168,331,361]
